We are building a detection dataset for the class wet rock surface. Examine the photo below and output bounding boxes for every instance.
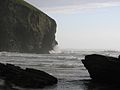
[0,63,58,88]
[82,54,120,83]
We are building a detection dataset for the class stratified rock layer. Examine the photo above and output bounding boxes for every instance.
[0,0,57,53]
[82,54,120,83]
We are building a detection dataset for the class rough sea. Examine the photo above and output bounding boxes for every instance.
[0,49,120,90]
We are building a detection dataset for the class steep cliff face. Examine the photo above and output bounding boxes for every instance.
[0,0,57,53]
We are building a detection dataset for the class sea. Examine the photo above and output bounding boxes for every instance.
[0,49,120,90]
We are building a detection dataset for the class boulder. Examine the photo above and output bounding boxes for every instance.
[0,63,58,88]
[0,0,57,53]
[82,54,120,83]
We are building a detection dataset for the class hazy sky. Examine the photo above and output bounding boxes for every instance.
[25,0,120,50]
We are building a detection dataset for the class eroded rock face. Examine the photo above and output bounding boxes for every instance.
[82,54,120,83]
[0,0,57,53]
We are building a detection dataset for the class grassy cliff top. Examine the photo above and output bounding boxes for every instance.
[14,0,39,11]
[13,0,54,21]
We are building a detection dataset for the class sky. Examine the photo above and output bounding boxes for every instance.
[25,0,120,50]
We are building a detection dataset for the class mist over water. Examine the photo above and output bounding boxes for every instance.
[0,49,120,90]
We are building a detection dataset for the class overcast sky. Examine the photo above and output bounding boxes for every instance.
[25,0,120,50]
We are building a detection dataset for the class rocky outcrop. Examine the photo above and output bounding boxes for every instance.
[82,54,120,83]
[0,0,57,53]
[0,63,58,88]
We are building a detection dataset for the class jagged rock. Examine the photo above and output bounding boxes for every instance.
[82,54,120,83]
[0,0,57,53]
[0,63,58,88]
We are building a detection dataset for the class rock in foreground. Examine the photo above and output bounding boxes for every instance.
[0,0,57,53]
[0,63,58,88]
[82,54,120,83]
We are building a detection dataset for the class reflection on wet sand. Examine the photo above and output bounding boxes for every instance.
[82,80,120,90]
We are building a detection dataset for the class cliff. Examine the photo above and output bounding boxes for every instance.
[0,0,57,53]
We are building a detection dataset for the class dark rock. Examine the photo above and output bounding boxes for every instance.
[0,63,58,88]
[0,0,57,53]
[82,54,120,83]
